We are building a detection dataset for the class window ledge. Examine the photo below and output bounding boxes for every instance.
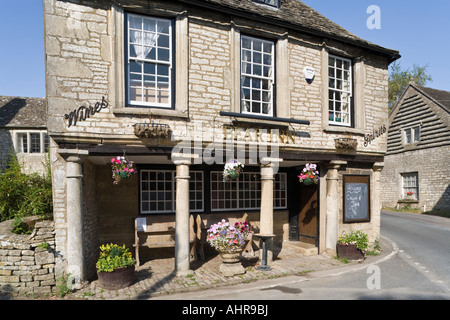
[220,111,309,126]
[324,125,365,136]
[114,107,189,120]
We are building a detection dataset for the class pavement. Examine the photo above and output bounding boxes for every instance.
[70,236,396,300]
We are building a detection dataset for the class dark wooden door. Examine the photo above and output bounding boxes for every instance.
[298,184,319,245]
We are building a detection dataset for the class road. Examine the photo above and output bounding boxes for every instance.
[152,211,450,300]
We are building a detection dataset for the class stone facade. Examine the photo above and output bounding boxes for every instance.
[381,84,450,211]
[0,219,56,294]
[0,96,48,175]
[43,0,398,284]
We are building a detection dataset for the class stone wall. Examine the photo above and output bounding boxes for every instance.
[0,219,56,294]
[381,146,450,211]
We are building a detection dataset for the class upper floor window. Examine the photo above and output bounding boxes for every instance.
[252,0,281,8]
[15,131,49,154]
[241,35,275,117]
[403,126,420,144]
[126,14,173,108]
[328,55,352,127]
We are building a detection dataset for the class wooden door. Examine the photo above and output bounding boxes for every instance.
[298,184,318,245]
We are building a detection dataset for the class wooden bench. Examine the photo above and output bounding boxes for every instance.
[134,215,198,267]
[196,213,254,260]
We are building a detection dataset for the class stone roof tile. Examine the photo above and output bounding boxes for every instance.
[0,96,47,128]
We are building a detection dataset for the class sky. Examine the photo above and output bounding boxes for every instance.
[0,0,449,98]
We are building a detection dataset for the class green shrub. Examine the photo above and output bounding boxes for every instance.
[0,151,53,223]
[96,244,136,273]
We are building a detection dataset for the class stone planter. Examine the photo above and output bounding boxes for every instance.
[219,248,245,277]
[336,243,365,261]
[97,266,135,290]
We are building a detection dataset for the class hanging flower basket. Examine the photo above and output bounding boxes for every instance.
[223,160,244,181]
[298,163,319,185]
[111,156,136,185]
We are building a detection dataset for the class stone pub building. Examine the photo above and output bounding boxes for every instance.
[43,0,399,286]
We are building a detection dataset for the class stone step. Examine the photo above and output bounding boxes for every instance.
[281,241,318,256]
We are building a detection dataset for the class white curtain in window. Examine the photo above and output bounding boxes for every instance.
[131,26,162,60]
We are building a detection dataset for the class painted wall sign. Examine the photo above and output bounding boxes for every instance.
[223,125,300,145]
[364,124,386,147]
[65,96,108,127]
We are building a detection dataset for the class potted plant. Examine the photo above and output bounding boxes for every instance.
[223,160,244,181]
[96,243,136,290]
[336,230,369,261]
[207,219,253,276]
[298,163,319,185]
[111,156,136,185]
[405,191,415,199]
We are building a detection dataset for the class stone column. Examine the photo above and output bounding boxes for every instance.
[173,156,192,276]
[259,158,282,263]
[58,149,89,289]
[372,162,384,239]
[325,160,346,252]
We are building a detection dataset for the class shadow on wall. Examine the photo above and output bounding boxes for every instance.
[433,184,450,210]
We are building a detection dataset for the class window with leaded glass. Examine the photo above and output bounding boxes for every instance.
[402,172,419,200]
[328,55,352,126]
[140,170,203,214]
[210,171,287,210]
[126,14,173,108]
[15,131,49,154]
[241,35,275,117]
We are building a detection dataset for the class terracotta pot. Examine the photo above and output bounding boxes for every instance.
[97,266,135,290]
[336,243,365,261]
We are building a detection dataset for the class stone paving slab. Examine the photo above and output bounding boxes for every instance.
[74,246,348,300]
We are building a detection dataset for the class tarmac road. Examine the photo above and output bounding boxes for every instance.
[150,211,450,300]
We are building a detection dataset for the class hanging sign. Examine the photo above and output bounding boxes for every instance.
[65,96,109,127]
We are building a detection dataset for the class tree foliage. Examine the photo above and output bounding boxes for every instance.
[388,61,433,109]
[0,151,53,222]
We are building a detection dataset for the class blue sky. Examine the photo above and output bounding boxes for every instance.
[0,1,449,98]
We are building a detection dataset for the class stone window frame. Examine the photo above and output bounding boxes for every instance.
[401,172,419,200]
[240,34,276,117]
[231,20,290,120]
[126,13,174,109]
[13,130,49,154]
[111,5,188,119]
[322,48,366,135]
[403,125,421,145]
[327,54,353,127]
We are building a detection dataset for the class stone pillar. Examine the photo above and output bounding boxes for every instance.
[372,162,384,240]
[58,149,89,289]
[173,157,192,276]
[325,160,346,252]
[259,158,282,263]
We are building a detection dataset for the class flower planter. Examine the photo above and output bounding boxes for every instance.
[218,248,245,277]
[336,243,365,261]
[97,266,135,290]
